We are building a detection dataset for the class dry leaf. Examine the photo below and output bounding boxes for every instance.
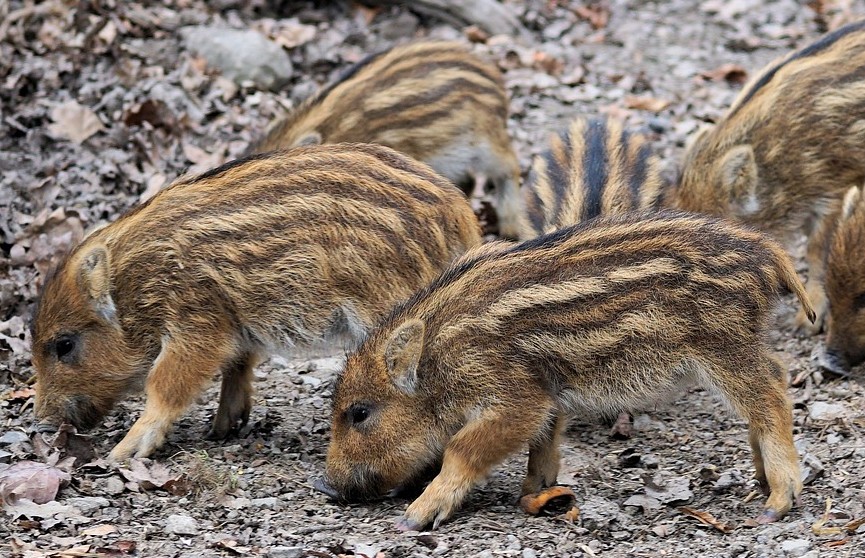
[573,4,609,29]
[4,387,35,401]
[272,18,316,49]
[519,486,576,515]
[55,544,93,557]
[3,498,79,519]
[464,25,489,43]
[678,506,734,533]
[48,101,105,144]
[623,95,671,112]
[81,524,117,537]
[533,51,564,76]
[352,2,381,25]
[0,461,71,504]
[699,63,748,84]
[118,459,189,495]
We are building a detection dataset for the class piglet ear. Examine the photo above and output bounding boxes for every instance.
[77,244,118,325]
[841,186,863,222]
[384,319,425,394]
[295,131,322,147]
[719,145,758,201]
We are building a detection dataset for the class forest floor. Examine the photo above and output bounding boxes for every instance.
[1,0,864,557]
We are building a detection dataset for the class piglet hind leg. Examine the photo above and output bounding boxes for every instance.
[108,332,238,461]
[519,412,576,516]
[711,355,801,523]
[397,403,553,531]
[207,351,260,440]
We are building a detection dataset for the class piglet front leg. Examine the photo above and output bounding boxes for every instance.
[397,404,552,531]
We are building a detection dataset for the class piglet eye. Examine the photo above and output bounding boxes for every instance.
[55,336,76,362]
[854,292,865,311]
[348,404,371,425]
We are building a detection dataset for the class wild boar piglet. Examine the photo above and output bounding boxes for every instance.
[30,143,481,461]
[317,211,814,530]
[822,186,865,374]
[519,115,667,241]
[675,20,865,333]
[251,40,523,237]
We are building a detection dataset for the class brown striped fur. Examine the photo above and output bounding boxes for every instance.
[518,116,667,241]
[250,40,523,237]
[675,20,865,333]
[823,186,865,372]
[317,211,814,529]
[30,144,481,460]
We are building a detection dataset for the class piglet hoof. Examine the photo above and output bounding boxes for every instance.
[755,509,782,524]
[519,486,576,516]
[395,515,424,532]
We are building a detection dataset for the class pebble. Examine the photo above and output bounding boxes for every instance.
[164,514,199,536]
[809,401,845,421]
[65,497,110,515]
[267,548,303,558]
[102,476,126,496]
[179,26,293,91]
[779,539,811,557]
[0,430,29,444]
[252,497,281,509]
[522,549,537,558]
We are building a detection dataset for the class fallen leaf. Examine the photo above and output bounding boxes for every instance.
[351,2,381,25]
[678,506,734,533]
[825,539,848,548]
[3,387,35,401]
[57,545,93,557]
[519,485,576,515]
[272,18,316,49]
[623,95,671,112]
[123,99,176,131]
[624,494,663,512]
[699,63,748,84]
[118,459,189,495]
[81,524,117,536]
[213,539,250,555]
[844,517,865,533]
[3,497,79,519]
[573,4,609,29]
[48,100,105,144]
[644,474,693,504]
[0,461,71,504]
[464,25,489,43]
[533,51,564,76]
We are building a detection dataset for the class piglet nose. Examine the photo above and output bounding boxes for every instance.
[312,476,342,500]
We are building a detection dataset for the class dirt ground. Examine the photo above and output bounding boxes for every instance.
[2,0,865,556]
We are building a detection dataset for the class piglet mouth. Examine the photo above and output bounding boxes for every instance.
[312,472,388,503]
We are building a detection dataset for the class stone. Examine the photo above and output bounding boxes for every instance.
[164,514,199,536]
[0,430,29,444]
[779,538,810,557]
[251,497,281,509]
[180,26,292,91]
[809,401,845,421]
[65,497,110,515]
[267,548,303,558]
